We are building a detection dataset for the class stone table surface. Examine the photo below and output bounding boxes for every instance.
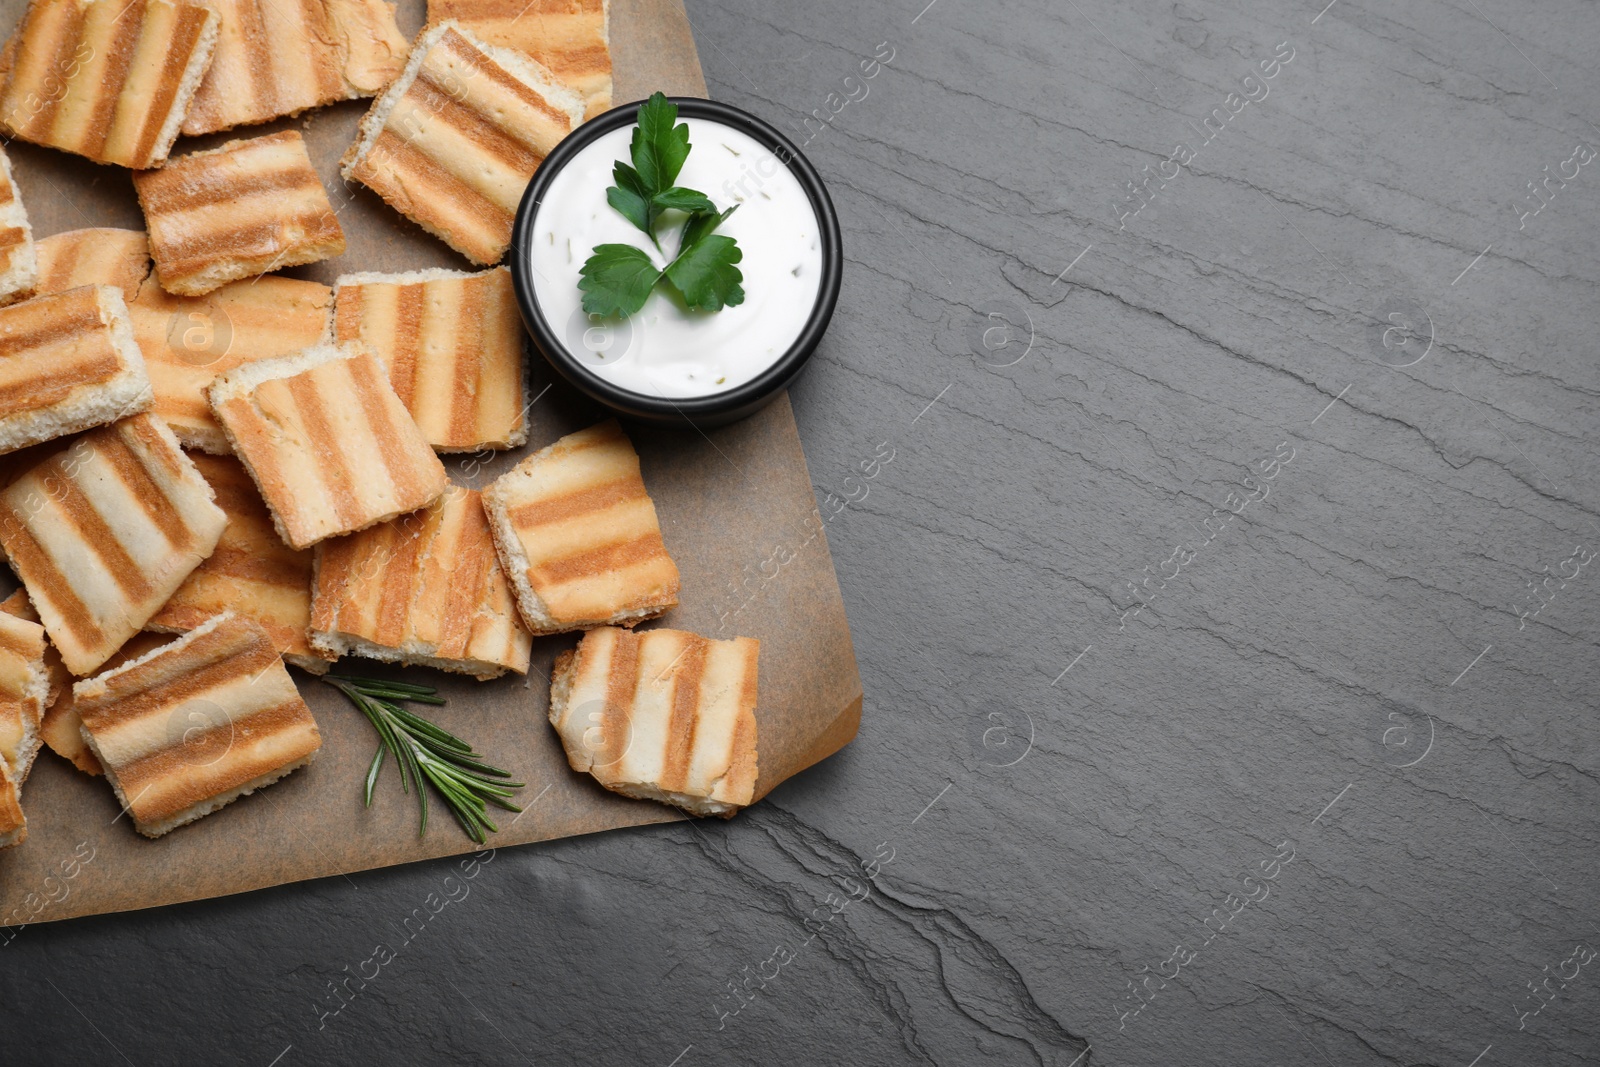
[7,0,1600,1064]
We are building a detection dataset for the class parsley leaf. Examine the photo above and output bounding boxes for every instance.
[651,187,718,214]
[578,93,747,319]
[606,162,652,236]
[578,244,661,318]
[665,230,744,312]
[631,93,691,194]
[678,206,736,251]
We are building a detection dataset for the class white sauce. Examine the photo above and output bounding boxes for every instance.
[529,118,823,399]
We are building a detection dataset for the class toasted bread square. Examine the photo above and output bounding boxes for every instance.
[0,754,24,848]
[0,413,227,675]
[482,420,679,635]
[0,608,48,785]
[425,0,610,119]
[34,228,150,296]
[75,612,321,838]
[136,130,346,297]
[150,452,332,673]
[0,0,220,168]
[182,0,408,135]
[209,341,449,549]
[333,267,526,452]
[550,627,758,816]
[311,484,530,678]
[340,21,585,265]
[0,145,38,307]
[0,285,153,455]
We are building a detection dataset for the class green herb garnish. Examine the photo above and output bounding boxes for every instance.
[325,676,523,844]
[578,92,746,317]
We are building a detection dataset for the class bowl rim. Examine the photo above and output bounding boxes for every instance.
[509,96,842,421]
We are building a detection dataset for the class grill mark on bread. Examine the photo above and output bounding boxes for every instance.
[447,276,483,446]
[81,0,144,159]
[602,630,638,767]
[75,614,321,834]
[284,370,361,529]
[659,635,706,791]
[390,283,423,405]
[0,296,105,354]
[532,532,668,585]
[0,416,224,674]
[135,162,327,215]
[346,348,423,505]
[0,354,121,418]
[509,479,645,529]
[132,4,211,165]
[49,474,156,601]
[19,0,86,138]
[97,430,194,550]
[0,512,106,653]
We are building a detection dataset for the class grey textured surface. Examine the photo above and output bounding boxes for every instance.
[6,0,1600,1064]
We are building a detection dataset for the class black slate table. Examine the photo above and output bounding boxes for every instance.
[8,0,1599,1064]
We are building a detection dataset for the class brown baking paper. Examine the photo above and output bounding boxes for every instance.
[0,0,861,926]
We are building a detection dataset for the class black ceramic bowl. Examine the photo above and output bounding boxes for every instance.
[509,97,842,429]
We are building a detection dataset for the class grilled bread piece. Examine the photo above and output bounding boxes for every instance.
[150,452,332,673]
[208,341,449,549]
[75,612,321,838]
[131,272,332,453]
[182,0,408,135]
[425,0,610,119]
[0,285,153,455]
[0,608,49,785]
[0,0,220,168]
[550,626,758,816]
[311,484,530,678]
[333,266,526,452]
[34,228,149,296]
[482,420,679,635]
[0,413,227,675]
[0,754,24,848]
[0,145,37,307]
[341,21,585,265]
[135,130,346,296]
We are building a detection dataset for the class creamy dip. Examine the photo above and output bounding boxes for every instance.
[529,118,823,399]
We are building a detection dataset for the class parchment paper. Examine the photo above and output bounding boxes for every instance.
[0,0,861,926]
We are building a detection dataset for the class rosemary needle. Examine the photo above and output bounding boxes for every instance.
[324,676,524,844]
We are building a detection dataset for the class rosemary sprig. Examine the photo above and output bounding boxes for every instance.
[323,676,524,844]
